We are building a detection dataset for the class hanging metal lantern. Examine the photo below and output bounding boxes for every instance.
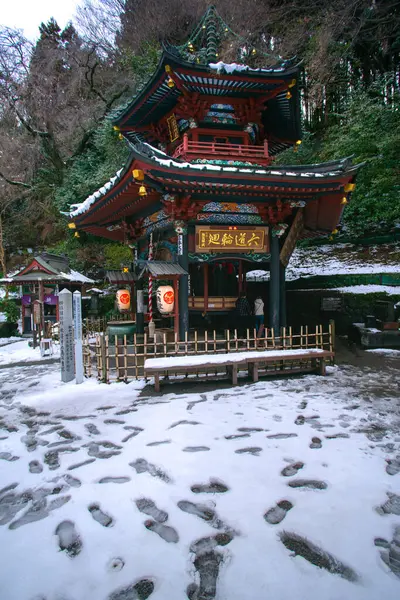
[157,285,175,314]
[116,289,131,312]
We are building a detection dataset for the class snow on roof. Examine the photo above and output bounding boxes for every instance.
[141,143,345,178]
[59,270,94,284]
[69,169,123,217]
[209,61,285,74]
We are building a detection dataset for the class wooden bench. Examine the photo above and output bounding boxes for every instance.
[144,348,333,392]
[247,349,333,382]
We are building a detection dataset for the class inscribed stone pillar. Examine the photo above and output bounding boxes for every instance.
[59,289,74,383]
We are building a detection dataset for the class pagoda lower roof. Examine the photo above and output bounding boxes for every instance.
[69,142,362,242]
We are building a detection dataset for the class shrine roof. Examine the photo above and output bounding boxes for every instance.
[2,254,94,284]
[69,140,362,236]
[112,50,301,147]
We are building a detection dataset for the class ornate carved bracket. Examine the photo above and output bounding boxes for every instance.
[161,195,205,221]
[257,200,292,225]
[123,218,144,243]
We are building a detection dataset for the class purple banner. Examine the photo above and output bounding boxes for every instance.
[21,295,31,306]
[44,294,58,305]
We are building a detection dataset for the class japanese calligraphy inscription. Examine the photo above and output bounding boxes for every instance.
[195,226,269,253]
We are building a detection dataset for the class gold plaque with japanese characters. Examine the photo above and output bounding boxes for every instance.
[195,226,269,253]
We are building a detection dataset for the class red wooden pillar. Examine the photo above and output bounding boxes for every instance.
[173,277,179,335]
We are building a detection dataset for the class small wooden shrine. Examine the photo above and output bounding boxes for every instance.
[69,6,361,339]
[1,253,93,333]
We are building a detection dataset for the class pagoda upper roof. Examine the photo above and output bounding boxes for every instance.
[113,50,301,153]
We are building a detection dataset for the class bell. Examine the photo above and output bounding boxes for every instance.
[74,231,80,238]
[341,197,348,205]
[286,91,292,99]
[167,77,175,88]
[138,185,147,196]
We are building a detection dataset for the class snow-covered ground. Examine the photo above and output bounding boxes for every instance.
[0,350,400,600]
[247,243,400,282]
[0,338,59,366]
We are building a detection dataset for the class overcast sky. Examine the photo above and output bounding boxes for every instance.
[2,0,80,40]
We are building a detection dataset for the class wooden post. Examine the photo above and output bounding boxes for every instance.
[238,260,243,294]
[173,277,179,336]
[279,263,286,328]
[204,263,209,312]
[269,231,280,333]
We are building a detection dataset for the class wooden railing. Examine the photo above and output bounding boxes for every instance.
[189,296,237,311]
[83,323,335,383]
[173,138,271,165]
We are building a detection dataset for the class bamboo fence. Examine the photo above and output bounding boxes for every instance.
[82,322,335,383]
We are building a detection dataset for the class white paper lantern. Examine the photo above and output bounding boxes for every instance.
[157,285,175,314]
[116,289,131,312]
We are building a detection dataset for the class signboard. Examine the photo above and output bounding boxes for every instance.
[178,234,183,256]
[59,289,74,383]
[195,226,269,253]
[33,300,42,325]
[321,297,343,312]
[166,114,179,142]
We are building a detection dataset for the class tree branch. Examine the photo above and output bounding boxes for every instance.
[0,171,31,188]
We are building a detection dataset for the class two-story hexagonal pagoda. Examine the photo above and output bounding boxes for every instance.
[70,6,361,339]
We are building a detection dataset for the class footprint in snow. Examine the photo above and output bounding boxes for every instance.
[191,480,229,494]
[264,500,293,524]
[281,462,304,477]
[309,437,322,449]
[99,476,130,484]
[288,479,327,490]
[144,519,179,543]
[55,520,82,557]
[29,460,43,473]
[135,498,168,523]
[108,579,154,600]
[235,447,263,456]
[88,503,114,527]
[168,420,201,429]
[183,446,210,452]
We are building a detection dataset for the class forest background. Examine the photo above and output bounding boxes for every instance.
[0,0,399,278]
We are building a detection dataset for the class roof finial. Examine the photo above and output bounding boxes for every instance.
[205,5,219,63]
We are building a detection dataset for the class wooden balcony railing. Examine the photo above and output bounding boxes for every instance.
[173,137,271,165]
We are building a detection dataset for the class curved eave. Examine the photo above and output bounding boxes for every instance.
[73,153,161,227]
[113,50,302,132]
[128,144,362,194]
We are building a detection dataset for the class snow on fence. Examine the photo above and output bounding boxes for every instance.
[82,323,335,383]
